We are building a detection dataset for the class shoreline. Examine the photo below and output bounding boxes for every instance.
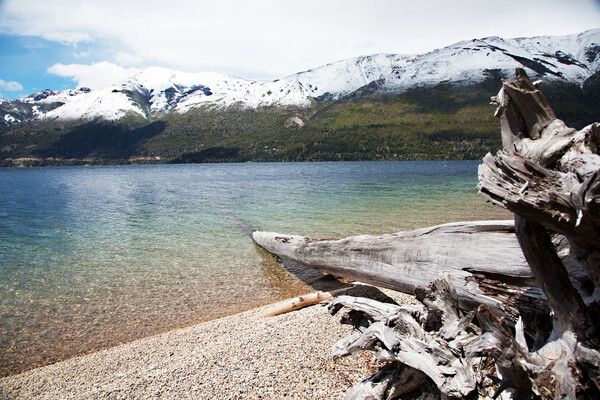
[0,284,413,399]
[0,268,349,379]
[1,158,488,168]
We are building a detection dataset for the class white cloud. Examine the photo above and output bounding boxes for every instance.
[114,52,143,67]
[0,0,93,46]
[42,31,92,46]
[73,49,92,58]
[2,0,600,79]
[0,79,24,92]
[46,62,140,89]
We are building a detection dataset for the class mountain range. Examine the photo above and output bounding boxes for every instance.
[1,28,599,165]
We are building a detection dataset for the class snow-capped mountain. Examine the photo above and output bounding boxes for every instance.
[1,28,599,126]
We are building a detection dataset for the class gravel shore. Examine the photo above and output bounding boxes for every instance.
[0,285,413,400]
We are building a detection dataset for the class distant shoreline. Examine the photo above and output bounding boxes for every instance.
[0,156,484,168]
[0,156,164,168]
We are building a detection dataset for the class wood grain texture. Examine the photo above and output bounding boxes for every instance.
[253,220,547,319]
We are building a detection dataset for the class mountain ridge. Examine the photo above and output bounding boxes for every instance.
[1,28,599,127]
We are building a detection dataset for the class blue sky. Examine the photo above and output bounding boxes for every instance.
[0,35,77,97]
[1,0,599,99]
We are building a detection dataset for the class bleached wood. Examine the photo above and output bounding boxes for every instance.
[477,68,600,397]
[253,220,547,319]
[514,216,595,341]
[479,68,600,338]
[330,279,490,399]
[343,363,429,400]
[257,291,333,317]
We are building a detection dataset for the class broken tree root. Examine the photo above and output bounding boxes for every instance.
[329,278,600,399]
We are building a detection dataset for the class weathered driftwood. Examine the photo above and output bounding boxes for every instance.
[257,291,334,317]
[479,69,600,337]
[474,68,600,397]
[331,277,600,399]
[253,220,549,323]
[329,278,494,399]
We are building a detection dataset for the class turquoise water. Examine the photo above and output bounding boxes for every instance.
[0,161,510,375]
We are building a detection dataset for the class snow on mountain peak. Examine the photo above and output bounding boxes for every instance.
[2,29,599,126]
[119,67,258,114]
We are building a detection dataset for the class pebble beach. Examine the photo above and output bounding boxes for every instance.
[0,285,413,400]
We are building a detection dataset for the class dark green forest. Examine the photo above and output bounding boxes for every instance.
[2,71,599,167]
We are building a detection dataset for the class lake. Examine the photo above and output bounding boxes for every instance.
[0,161,511,376]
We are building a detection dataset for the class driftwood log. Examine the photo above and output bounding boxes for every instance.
[253,220,549,324]
[253,69,600,398]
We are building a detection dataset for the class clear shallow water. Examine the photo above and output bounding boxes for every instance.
[0,161,511,375]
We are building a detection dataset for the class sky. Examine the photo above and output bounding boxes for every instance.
[0,0,599,99]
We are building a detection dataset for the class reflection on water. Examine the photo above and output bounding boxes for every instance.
[0,161,511,376]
